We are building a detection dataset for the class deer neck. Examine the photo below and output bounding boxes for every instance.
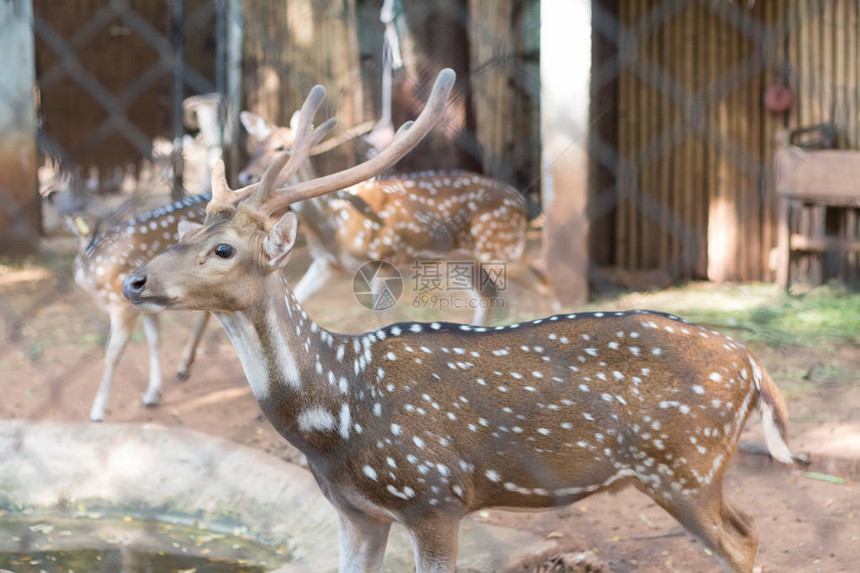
[213,272,362,458]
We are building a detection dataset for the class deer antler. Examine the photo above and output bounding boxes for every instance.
[245,86,338,210]
[248,68,455,217]
[207,68,455,220]
[206,85,338,216]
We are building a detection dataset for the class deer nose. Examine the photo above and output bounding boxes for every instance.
[122,272,147,302]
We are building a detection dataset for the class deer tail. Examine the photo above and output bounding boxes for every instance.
[754,361,794,464]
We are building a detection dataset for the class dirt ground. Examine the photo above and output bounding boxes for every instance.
[1,236,857,573]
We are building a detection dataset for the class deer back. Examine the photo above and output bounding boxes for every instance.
[74,194,209,307]
[297,170,527,268]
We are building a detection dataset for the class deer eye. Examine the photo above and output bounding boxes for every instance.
[274,145,285,152]
[214,244,234,259]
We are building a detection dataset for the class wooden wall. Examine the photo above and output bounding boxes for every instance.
[241,0,364,176]
[596,0,860,284]
[34,0,218,174]
[35,0,171,172]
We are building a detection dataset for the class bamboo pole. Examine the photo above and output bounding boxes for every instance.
[698,0,712,277]
[823,0,834,132]
[692,1,707,278]
[761,0,783,282]
[658,1,673,271]
[469,0,516,181]
[811,0,822,125]
[705,6,719,279]
[617,0,632,272]
[853,0,860,146]
[648,0,662,271]
[732,9,746,282]
[679,0,696,277]
[843,0,860,149]
[744,1,765,280]
[708,7,728,281]
[800,0,812,126]
[846,0,858,278]
[834,0,846,148]
[635,0,650,271]
[789,0,802,130]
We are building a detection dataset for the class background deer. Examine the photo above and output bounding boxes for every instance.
[238,109,531,325]
[69,194,211,421]
[122,70,796,573]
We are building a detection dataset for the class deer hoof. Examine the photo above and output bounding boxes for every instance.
[89,401,106,422]
[177,369,190,382]
[141,392,161,408]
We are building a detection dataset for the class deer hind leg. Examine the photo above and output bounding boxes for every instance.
[407,515,460,573]
[140,313,162,407]
[337,511,392,573]
[470,264,500,326]
[90,305,137,421]
[653,482,758,573]
[177,311,210,381]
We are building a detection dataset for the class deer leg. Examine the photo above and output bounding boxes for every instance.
[408,516,460,573]
[177,311,210,381]
[90,306,137,421]
[337,511,391,573]
[654,484,758,573]
[293,258,334,303]
[140,313,162,407]
[470,266,500,326]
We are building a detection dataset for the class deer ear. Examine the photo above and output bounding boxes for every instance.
[240,111,272,140]
[264,211,298,268]
[178,219,203,240]
[65,214,94,249]
[289,110,301,131]
[66,215,92,238]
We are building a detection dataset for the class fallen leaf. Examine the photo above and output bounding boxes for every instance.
[806,472,846,485]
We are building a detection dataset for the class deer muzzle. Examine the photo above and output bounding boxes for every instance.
[122,272,148,304]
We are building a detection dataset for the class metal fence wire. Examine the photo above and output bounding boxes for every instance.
[0,1,857,572]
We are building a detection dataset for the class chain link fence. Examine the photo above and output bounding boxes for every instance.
[1,1,858,572]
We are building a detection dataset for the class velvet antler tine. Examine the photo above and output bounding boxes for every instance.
[268,68,455,209]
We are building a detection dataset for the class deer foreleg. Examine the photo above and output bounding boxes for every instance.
[408,516,460,573]
[337,511,392,573]
[141,313,162,407]
[90,307,136,421]
[470,265,501,326]
[177,311,210,381]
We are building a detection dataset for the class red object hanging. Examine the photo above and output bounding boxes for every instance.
[764,84,793,113]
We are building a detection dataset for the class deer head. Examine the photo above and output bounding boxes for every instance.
[238,110,300,185]
[122,69,456,314]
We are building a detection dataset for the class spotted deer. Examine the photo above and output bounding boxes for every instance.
[239,110,530,325]
[70,194,211,421]
[123,70,796,573]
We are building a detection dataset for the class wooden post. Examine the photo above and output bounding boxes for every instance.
[540,0,590,304]
[0,0,40,256]
[226,0,242,186]
[467,0,539,191]
[391,0,481,173]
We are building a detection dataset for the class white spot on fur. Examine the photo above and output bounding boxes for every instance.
[297,407,335,432]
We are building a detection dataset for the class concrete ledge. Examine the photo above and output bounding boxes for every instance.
[0,420,554,571]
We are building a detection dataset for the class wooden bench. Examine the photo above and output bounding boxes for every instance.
[774,144,860,290]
